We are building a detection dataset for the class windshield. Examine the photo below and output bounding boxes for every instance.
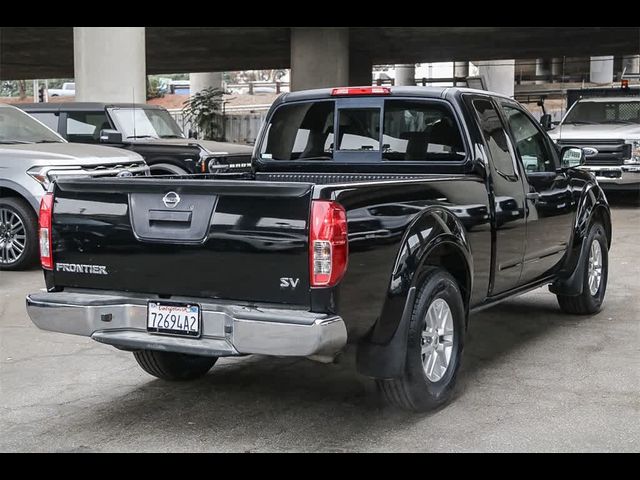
[110,108,185,139]
[564,100,640,125]
[0,107,64,144]
[260,99,465,162]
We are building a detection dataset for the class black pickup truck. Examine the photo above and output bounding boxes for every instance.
[27,87,611,411]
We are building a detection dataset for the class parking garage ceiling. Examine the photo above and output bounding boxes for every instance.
[1,27,639,80]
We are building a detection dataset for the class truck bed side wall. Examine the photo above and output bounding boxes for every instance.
[313,177,492,343]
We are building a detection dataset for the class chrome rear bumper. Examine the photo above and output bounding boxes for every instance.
[26,290,347,360]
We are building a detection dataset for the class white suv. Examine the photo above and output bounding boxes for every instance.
[0,104,148,270]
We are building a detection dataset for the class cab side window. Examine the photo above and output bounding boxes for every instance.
[66,111,111,144]
[503,106,556,174]
[31,112,59,132]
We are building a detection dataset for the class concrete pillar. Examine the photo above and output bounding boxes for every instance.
[189,72,223,96]
[290,28,349,91]
[551,58,562,81]
[74,27,146,103]
[590,56,614,84]
[476,60,515,97]
[622,55,640,75]
[395,64,416,86]
[454,61,469,82]
[535,58,552,84]
[349,50,372,86]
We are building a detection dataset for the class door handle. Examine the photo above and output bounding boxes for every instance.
[526,192,540,201]
[148,210,192,223]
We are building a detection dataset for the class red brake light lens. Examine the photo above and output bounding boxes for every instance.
[39,193,53,270]
[330,86,391,96]
[309,200,348,287]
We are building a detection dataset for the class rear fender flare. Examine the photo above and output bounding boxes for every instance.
[356,207,472,379]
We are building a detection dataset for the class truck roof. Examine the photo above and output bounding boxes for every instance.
[277,86,512,103]
[17,102,164,112]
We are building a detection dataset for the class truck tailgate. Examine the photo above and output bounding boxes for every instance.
[50,177,313,306]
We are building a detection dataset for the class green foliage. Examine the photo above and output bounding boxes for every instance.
[1,81,20,97]
[182,87,225,141]
[146,76,164,100]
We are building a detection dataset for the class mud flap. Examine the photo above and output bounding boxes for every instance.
[549,239,588,297]
[356,287,416,379]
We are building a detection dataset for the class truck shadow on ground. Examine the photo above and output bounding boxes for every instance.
[73,295,585,449]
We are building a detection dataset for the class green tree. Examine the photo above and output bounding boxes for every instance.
[182,87,225,141]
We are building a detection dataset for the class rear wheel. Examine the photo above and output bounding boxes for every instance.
[557,222,608,315]
[377,268,465,412]
[134,350,217,381]
[0,197,38,271]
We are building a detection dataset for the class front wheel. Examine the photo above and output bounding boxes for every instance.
[557,222,608,315]
[377,268,465,412]
[134,350,217,381]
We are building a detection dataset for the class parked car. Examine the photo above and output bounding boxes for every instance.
[547,96,640,192]
[0,104,148,270]
[47,82,75,97]
[19,103,253,175]
[26,87,611,411]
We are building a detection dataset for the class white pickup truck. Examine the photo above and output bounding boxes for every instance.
[47,82,75,97]
[548,96,640,191]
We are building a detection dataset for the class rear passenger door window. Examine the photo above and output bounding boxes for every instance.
[65,111,111,144]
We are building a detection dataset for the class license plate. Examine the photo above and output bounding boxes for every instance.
[147,301,201,337]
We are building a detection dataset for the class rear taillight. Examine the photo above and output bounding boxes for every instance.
[39,193,53,270]
[309,200,348,287]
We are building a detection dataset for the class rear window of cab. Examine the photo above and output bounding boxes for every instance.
[259,99,466,163]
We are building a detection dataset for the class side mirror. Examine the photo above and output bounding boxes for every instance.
[561,147,585,169]
[188,129,198,140]
[99,129,123,144]
[540,114,553,131]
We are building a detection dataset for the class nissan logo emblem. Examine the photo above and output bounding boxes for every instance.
[583,147,599,158]
[162,191,181,209]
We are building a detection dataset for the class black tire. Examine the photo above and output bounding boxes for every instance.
[133,350,217,381]
[0,197,38,271]
[557,222,608,315]
[377,268,465,412]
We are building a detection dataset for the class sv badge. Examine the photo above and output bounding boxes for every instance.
[280,277,300,289]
